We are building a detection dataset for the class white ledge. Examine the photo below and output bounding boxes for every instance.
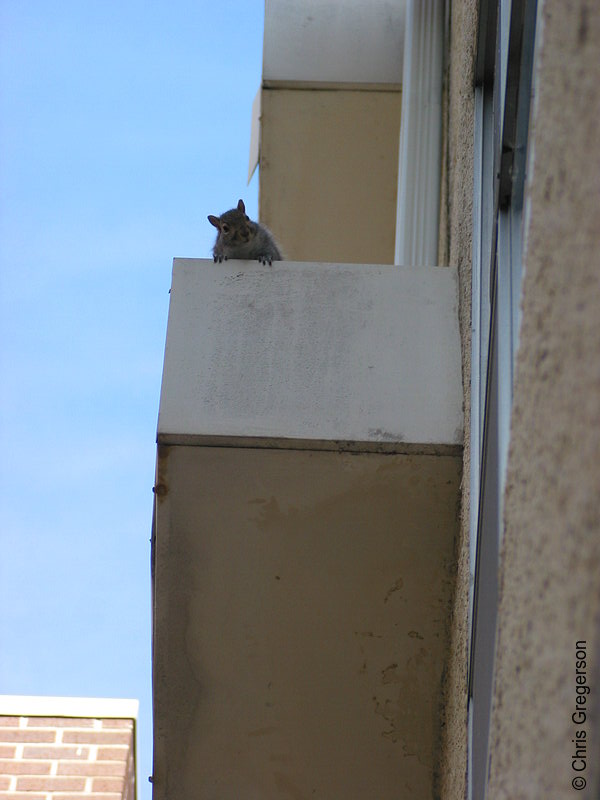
[0,695,138,719]
[158,259,463,453]
[263,0,406,86]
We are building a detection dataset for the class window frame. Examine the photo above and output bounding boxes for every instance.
[467,0,538,796]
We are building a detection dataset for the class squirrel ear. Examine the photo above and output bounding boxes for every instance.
[237,199,245,213]
[208,215,221,229]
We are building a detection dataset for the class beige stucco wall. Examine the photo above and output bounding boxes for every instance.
[437,1,478,798]
[486,1,600,797]
[153,445,462,800]
[259,88,401,264]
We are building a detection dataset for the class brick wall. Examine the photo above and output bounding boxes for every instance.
[0,716,135,800]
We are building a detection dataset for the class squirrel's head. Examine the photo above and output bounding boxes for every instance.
[208,199,253,244]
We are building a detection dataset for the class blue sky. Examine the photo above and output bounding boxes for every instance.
[0,1,263,796]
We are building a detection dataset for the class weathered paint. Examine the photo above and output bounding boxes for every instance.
[158,259,463,452]
[152,446,461,799]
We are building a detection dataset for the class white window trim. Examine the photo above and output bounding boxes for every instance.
[394,0,445,267]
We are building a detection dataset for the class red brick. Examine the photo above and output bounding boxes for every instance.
[97,746,128,761]
[17,776,86,791]
[62,731,131,745]
[58,762,125,777]
[0,746,16,758]
[22,745,89,760]
[0,776,11,789]
[0,760,51,775]
[101,719,132,730]
[0,718,20,727]
[0,731,55,743]
[27,717,95,728]
[92,777,124,793]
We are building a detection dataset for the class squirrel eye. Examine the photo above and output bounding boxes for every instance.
[222,223,229,233]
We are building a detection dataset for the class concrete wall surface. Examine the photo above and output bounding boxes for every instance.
[259,89,401,264]
[152,445,461,800]
[487,1,600,797]
[158,259,463,452]
[437,0,478,797]
[262,0,405,86]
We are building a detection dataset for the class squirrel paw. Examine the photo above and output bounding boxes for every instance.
[257,255,273,265]
[213,255,228,263]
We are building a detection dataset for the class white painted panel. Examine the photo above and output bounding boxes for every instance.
[248,87,261,184]
[157,259,462,450]
[263,0,406,85]
[394,0,444,266]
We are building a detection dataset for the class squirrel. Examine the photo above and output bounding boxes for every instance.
[208,199,283,265]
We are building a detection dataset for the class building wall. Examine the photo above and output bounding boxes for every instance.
[0,711,136,800]
[153,443,462,800]
[486,1,600,797]
[437,1,478,797]
[251,3,600,797]
[259,88,401,264]
[438,1,600,796]
[258,5,479,795]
